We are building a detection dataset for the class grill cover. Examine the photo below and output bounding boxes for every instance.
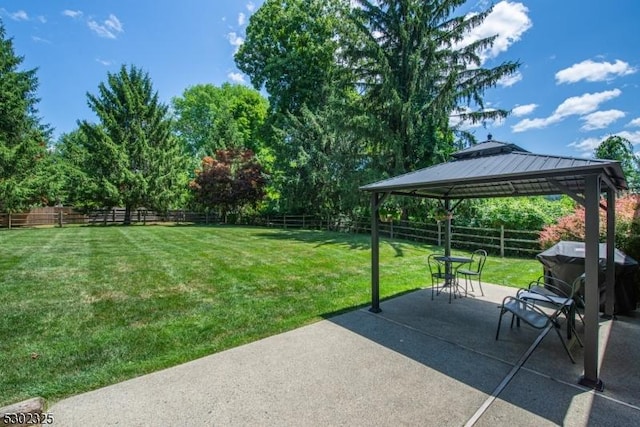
[536,241,638,314]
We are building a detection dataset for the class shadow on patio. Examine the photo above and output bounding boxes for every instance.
[48,281,640,426]
[326,282,640,426]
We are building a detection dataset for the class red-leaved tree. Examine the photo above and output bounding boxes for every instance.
[190,149,267,221]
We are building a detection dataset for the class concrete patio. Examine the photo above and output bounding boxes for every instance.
[49,282,640,426]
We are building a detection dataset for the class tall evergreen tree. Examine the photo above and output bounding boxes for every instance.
[51,129,99,210]
[79,65,189,224]
[0,19,51,212]
[345,0,520,177]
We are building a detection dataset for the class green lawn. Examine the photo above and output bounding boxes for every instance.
[0,225,542,406]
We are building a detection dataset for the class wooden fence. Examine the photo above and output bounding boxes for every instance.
[0,207,216,228]
[0,209,541,256]
[259,215,541,256]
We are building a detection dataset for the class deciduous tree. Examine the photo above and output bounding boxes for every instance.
[190,149,267,221]
[594,135,639,191]
[235,0,346,119]
[171,83,268,157]
[236,0,365,215]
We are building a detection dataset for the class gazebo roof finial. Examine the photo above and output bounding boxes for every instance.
[487,133,493,141]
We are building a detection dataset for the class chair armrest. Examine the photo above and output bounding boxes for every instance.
[531,276,574,298]
[518,289,573,308]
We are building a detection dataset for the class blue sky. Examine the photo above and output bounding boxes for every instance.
[1,1,639,159]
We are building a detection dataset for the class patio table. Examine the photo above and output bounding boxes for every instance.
[434,255,472,299]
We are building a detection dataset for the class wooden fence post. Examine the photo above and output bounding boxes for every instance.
[500,225,505,258]
[8,213,11,229]
[58,211,63,228]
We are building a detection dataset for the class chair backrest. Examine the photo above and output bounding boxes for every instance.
[427,253,444,276]
[531,274,583,299]
[472,249,487,273]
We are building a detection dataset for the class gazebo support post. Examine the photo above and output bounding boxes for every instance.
[444,199,452,258]
[369,192,385,313]
[579,174,604,391]
[604,188,616,317]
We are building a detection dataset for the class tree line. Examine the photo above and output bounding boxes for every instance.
[2,1,638,228]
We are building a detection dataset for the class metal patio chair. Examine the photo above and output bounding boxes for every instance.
[495,289,583,363]
[427,253,457,303]
[456,249,487,296]
[516,274,585,332]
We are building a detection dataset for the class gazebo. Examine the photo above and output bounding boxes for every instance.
[360,138,627,391]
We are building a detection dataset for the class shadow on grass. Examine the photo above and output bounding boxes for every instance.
[82,222,434,258]
[253,229,370,250]
[252,228,438,258]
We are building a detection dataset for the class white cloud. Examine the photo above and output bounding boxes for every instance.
[512,89,622,132]
[105,14,123,33]
[511,103,537,117]
[569,131,640,153]
[580,110,625,131]
[462,1,532,63]
[10,10,29,21]
[246,2,256,12]
[62,10,83,19]
[88,14,124,39]
[554,89,621,118]
[63,10,123,39]
[2,9,44,23]
[227,32,244,50]
[627,118,640,128]
[238,12,246,26]
[88,20,113,38]
[228,72,246,83]
[555,59,637,84]
[32,36,51,44]
[616,130,640,145]
[498,71,522,87]
[512,116,559,133]
[96,58,112,66]
[568,137,602,153]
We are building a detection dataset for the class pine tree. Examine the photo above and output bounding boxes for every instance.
[0,19,50,212]
[346,0,520,176]
[79,65,188,224]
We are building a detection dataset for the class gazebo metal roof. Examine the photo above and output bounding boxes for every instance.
[360,140,627,198]
[360,138,628,392]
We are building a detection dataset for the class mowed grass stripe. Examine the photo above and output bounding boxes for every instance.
[0,225,540,406]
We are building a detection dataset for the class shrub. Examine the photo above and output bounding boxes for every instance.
[456,196,575,230]
[539,194,640,260]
